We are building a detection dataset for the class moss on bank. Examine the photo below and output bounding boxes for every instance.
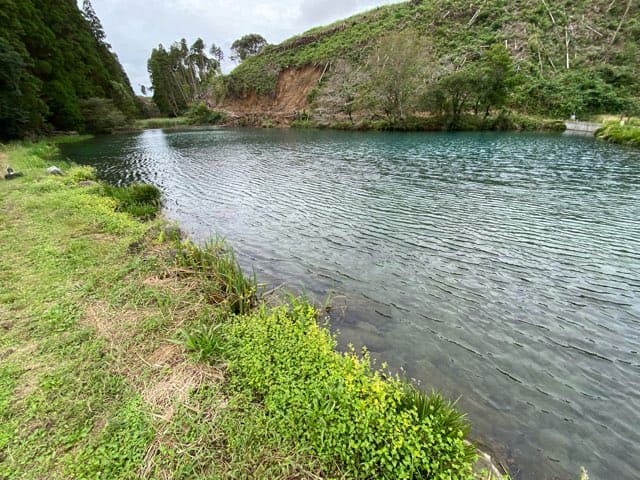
[0,142,483,478]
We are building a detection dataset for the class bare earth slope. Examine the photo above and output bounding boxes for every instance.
[218,65,323,125]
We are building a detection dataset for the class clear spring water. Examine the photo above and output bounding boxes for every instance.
[61,128,640,479]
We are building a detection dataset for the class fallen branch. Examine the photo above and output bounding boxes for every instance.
[610,0,632,45]
[541,0,556,25]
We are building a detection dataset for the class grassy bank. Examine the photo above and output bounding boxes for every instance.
[596,120,640,147]
[133,117,190,129]
[291,112,566,132]
[1,142,487,479]
[133,108,228,131]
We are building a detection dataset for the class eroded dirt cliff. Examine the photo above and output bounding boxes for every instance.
[217,65,323,126]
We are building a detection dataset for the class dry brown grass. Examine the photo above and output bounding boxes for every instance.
[0,151,8,171]
[138,343,224,420]
[80,284,224,415]
[2,343,42,400]
[77,243,231,476]
[82,300,154,346]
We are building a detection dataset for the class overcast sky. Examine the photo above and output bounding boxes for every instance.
[87,0,398,95]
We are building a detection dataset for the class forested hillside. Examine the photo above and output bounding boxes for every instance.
[217,0,640,127]
[0,0,136,139]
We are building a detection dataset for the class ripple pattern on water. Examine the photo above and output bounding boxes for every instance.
[62,128,640,480]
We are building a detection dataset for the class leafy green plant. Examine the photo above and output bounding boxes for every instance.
[186,103,228,125]
[175,239,257,314]
[222,299,476,479]
[79,97,129,134]
[67,166,97,182]
[180,322,226,362]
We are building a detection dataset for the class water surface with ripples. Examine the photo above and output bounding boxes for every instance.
[61,128,640,480]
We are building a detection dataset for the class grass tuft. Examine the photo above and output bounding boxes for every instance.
[175,238,258,314]
[103,183,163,220]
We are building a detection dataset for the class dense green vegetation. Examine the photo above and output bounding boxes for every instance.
[1,142,482,479]
[220,0,640,127]
[596,118,640,146]
[0,0,137,139]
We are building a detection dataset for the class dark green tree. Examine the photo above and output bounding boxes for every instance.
[422,45,516,127]
[427,68,478,127]
[0,0,135,137]
[473,44,517,117]
[0,38,30,139]
[230,34,267,62]
[82,0,108,46]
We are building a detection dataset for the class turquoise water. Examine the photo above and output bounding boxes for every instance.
[62,128,640,480]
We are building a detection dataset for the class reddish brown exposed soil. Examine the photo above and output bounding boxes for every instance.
[219,65,323,126]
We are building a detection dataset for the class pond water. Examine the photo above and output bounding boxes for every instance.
[61,128,640,480]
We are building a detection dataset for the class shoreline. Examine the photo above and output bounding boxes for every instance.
[0,144,510,478]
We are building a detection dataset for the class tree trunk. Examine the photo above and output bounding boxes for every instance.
[610,0,632,45]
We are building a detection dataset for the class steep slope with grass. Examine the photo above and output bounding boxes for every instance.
[214,0,639,127]
[1,142,506,479]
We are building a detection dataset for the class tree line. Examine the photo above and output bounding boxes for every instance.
[148,34,267,117]
[0,0,137,139]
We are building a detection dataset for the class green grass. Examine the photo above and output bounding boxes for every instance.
[133,117,190,129]
[0,141,482,479]
[103,183,163,220]
[49,134,95,144]
[596,120,640,147]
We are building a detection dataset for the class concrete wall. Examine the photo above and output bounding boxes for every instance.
[564,121,601,134]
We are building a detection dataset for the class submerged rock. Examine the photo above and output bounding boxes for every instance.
[47,166,64,175]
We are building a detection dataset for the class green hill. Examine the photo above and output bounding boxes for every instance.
[0,0,136,139]
[220,0,640,127]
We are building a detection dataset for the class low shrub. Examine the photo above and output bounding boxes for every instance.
[330,120,356,130]
[186,103,228,125]
[290,119,317,129]
[67,166,97,183]
[133,117,189,129]
[79,97,130,134]
[596,121,640,147]
[220,299,476,479]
